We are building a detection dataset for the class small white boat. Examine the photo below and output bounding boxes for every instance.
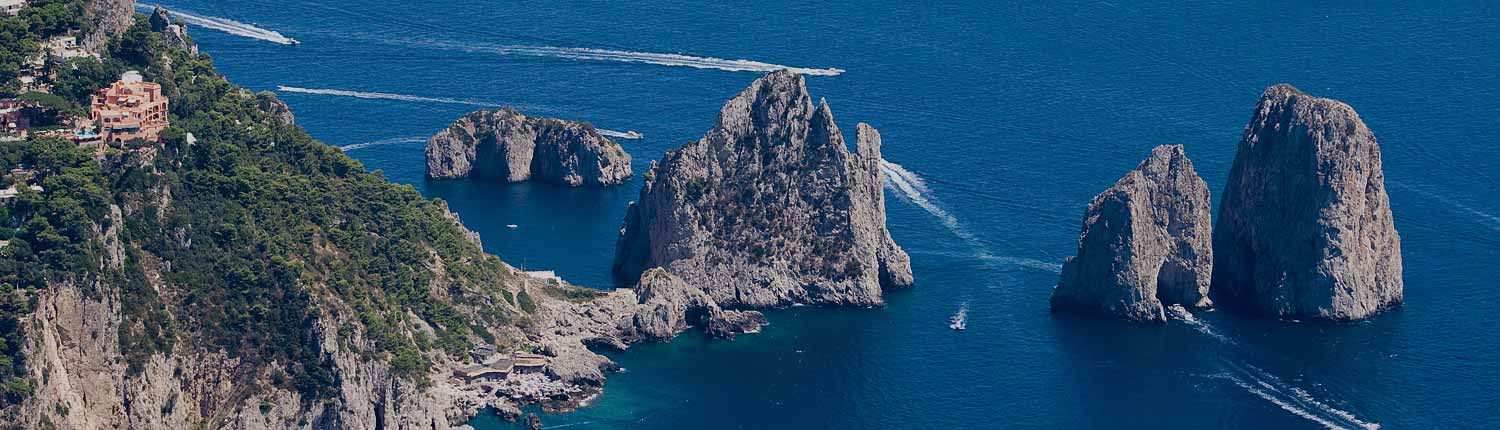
[506,224,519,229]
[949,304,968,331]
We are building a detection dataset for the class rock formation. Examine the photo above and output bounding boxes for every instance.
[425,108,632,187]
[1211,84,1403,321]
[1051,145,1214,323]
[612,70,913,308]
[80,0,136,52]
[256,92,295,125]
[629,268,766,341]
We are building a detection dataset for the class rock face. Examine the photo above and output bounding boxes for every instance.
[629,268,766,341]
[255,92,294,125]
[1051,145,1214,323]
[612,70,913,307]
[1211,84,1403,321]
[80,0,136,52]
[425,108,632,187]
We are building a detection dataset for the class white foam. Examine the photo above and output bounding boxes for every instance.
[598,129,644,140]
[1223,362,1381,430]
[948,302,969,330]
[880,160,1060,273]
[139,4,299,45]
[277,86,497,107]
[975,254,1062,273]
[1391,181,1500,233]
[394,39,844,76]
[541,421,592,429]
[339,137,426,152]
[1164,305,1231,344]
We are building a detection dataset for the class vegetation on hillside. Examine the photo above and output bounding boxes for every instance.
[1,8,525,413]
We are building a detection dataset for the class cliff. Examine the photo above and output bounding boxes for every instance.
[425,108,632,187]
[1050,145,1214,323]
[0,12,636,429]
[612,70,913,308]
[80,0,137,52]
[1211,84,1403,321]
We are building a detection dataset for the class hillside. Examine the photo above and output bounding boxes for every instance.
[1,3,584,428]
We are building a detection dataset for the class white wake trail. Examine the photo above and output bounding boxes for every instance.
[394,39,844,76]
[598,129,643,140]
[138,4,298,45]
[277,86,496,107]
[340,137,426,152]
[879,160,1059,273]
[1168,310,1380,430]
[1391,181,1500,233]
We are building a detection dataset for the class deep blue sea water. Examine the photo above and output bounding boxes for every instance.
[149,1,1500,428]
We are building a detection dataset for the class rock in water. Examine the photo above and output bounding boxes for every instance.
[425,107,632,187]
[1051,145,1214,323]
[628,268,766,341]
[1212,84,1403,320]
[612,70,913,307]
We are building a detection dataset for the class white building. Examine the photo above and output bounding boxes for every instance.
[0,0,27,17]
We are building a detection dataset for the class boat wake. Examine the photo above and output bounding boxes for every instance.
[880,160,1059,273]
[541,422,592,430]
[948,302,969,330]
[138,4,298,45]
[598,129,644,140]
[1390,180,1500,234]
[391,38,845,76]
[340,137,426,152]
[1167,309,1380,430]
[1164,305,1231,344]
[277,86,496,107]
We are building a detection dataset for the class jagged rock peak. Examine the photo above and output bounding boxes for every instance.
[1051,145,1214,323]
[1211,84,1403,321]
[425,107,632,187]
[612,70,913,308]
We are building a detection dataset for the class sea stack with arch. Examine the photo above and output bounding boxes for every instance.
[1050,145,1214,323]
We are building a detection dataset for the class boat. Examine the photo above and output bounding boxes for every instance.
[949,304,968,330]
[506,224,519,229]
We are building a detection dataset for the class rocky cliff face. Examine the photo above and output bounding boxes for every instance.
[80,0,137,52]
[425,108,632,187]
[612,70,913,308]
[1051,145,1214,323]
[255,92,295,126]
[1211,84,1403,321]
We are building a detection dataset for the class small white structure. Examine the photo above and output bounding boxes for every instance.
[0,184,43,200]
[0,0,27,17]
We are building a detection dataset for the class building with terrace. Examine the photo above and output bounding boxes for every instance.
[90,71,169,145]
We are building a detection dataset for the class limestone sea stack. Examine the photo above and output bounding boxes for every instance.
[425,107,632,186]
[1211,84,1403,321]
[1051,145,1214,323]
[612,70,914,307]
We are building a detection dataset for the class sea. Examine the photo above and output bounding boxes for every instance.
[142,1,1500,428]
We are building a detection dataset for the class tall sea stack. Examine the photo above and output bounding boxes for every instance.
[425,107,632,187]
[612,70,913,307]
[1051,145,1214,323]
[1211,84,1403,321]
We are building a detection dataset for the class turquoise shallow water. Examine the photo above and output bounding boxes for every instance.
[156,0,1500,428]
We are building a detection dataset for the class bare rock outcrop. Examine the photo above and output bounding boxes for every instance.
[1211,84,1403,321]
[255,92,294,125]
[80,0,136,52]
[425,108,632,187]
[1050,145,1214,323]
[629,268,765,341]
[612,70,913,308]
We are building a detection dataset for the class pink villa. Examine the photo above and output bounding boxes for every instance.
[90,72,168,145]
